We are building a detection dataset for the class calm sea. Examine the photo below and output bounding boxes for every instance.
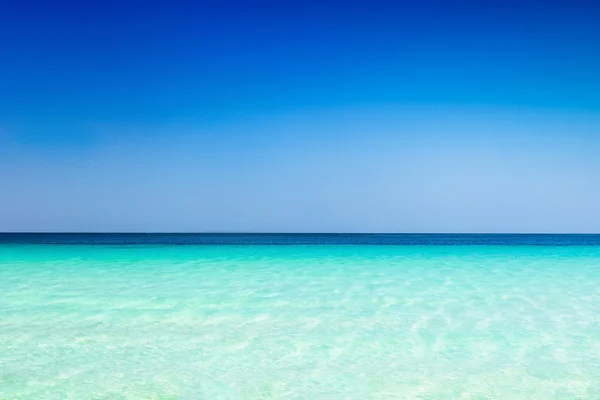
[1,234,599,399]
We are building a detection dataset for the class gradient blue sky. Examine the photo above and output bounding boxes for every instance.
[1,0,599,232]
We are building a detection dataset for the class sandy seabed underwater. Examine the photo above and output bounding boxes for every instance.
[1,234,600,399]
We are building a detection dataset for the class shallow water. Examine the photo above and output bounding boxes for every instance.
[1,237,600,399]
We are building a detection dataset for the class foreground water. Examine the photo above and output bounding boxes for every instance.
[1,235,600,399]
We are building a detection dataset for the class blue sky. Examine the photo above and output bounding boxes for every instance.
[1,1,599,232]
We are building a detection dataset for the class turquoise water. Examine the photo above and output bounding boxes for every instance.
[2,241,600,399]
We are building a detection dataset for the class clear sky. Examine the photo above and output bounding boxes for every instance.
[1,0,599,232]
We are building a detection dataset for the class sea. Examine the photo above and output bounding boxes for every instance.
[1,233,600,399]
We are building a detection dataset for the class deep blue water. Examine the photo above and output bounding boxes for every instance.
[1,233,600,245]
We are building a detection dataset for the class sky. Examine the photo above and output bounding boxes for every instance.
[1,0,599,233]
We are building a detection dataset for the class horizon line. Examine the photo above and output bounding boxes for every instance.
[2,232,600,235]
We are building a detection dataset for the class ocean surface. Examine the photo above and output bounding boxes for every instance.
[1,234,600,399]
